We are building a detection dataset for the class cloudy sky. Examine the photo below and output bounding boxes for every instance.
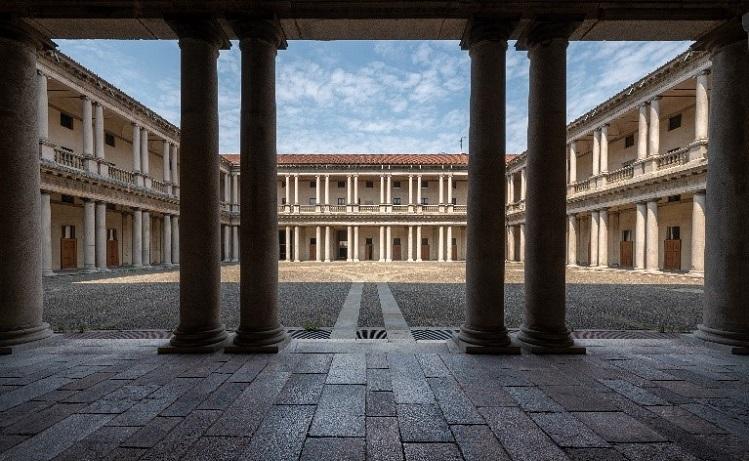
[57,39,690,155]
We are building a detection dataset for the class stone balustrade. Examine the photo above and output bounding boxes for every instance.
[606,164,634,184]
[109,166,136,185]
[53,148,86,171]
[656,147,689,170]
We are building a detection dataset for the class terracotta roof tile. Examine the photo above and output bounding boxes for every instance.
[221,153,516,166]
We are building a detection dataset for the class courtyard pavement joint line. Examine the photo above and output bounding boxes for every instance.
[330,282,363,339]
[377,283,415,342]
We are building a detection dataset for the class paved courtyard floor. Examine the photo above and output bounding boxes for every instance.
[0,336,746,460]
[44,262,704,333]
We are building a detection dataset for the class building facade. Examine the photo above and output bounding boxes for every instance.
[38,47,708,275]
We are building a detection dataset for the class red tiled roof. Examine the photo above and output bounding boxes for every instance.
[221,153,516,166]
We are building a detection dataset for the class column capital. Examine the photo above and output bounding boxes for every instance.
[651,95,662,102]
[692,16,746,52]
[697,69,711,77]
[639,101,650,109]
[460,17,515,50]
[232,17,287,50]
[0,18,56,50]
[517,17,582,50]
[167,17,231,49]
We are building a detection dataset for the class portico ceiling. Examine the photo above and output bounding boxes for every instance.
[7,1,748,41]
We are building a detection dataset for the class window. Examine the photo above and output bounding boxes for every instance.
[667,226,681,240]
[61,195,75,204]
[366,181,374,188]
[105,133,116,147]
[394,238,401,245]
[309,181,316,188]
[281,197,287,205]
[453,181,457,189]
[668,113,682,131]
[452,238,457,245]
[281,181,285,188]
[337,198,345,205]
[622,230,632,242]
[452,198,457,205]
[667,194,681,203]
[337,181,345,188]
[310,238,317,244]
[60,112,74,130]
[107,229,117,240]
[62,225,75,239]
[308,197,316,205]
[421,181,428,188]
[393,181,401,189]
[421,238,429,245]
[624,134,635,148]
[421,197,428,205]
[393,197,401,205]
[366,238,373,245]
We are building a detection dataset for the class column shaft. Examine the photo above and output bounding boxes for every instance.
[416,225,422,262]
[690,192,705,273]
[163,215,172,265]
[695,71,710,141]
[82,97,93,157]
[386,226,392,262]
[294,226,301,262]
[95,202,107,269]
[316,226,322,262]
[163,141,171,183]
[600,125,608,173]
[637,104,648,160]
[438,226,445,262]
[140,128,149,177]
[379,226,385,261]
[94,103,105,159]
[142,211,151,266]
[172,216,180,265]
[446,226,453,262]
[285,225,291,262]
[407,225,414,261]
[598,209,608,267]
[133,210,143,267]
[347,226,352,261]
[568,143,577,183]
[567,215,577,265]
[646,200,659,272]
[353,226,359,261]
[84,201,96,271]
[41,192,52,276]
[589,211,599,267]
[324,226,331,262]
[232,225,239,261]
[223,225,231,261]
[132,124,141,173]
[518,223,525,262]
[635,203,647,270]
[648,98,660,156]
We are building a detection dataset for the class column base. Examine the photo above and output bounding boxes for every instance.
[517,327,586,355]
[0,348,11,355]
[0,323,54,348]
[694,324,749,348]
[226,327,290,354]
[732,347,749,355]
[454,326,521,355]
[158,325,229,354]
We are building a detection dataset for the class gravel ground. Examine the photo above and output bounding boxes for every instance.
[392,282,703,331]
[358,283,384,327]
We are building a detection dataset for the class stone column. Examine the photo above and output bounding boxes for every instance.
[37,70,53,160]
[94,102,106,176]
[447,174,454,206]
[132,124,142,185]
[163,215,172,265]
[456,18,517,353]
[294,226,301,262]
[386,175,392,205]
[600,124,609,174]
[315,175,321,205]
[133,209,143,267]
[285,226,291,262]
[347,226,353,261]
[284,175,290,207]
[518,223,526,262]
[416,175,422,205]
[589,211,599,267]
[161,19,228,352]
[84,200,96,271]
[438,174,445,204]
[518,20,582,353]
[324,226,331,262]
[690,192,705,274]
[506,226,515,261]
[82,96,93,157]
[95,201,107,270]
[416,225,423,262]
[325,174,330,206]
[231,173,239,212]
[232,225,239,261]
[567,215,577,266]
[163,140,171,183]
[223,225,231,261]
[294,174,299,206]
[520,169,526,200]
[646,200,659,272]
[353,175,359,205]
[568,142,577,183]
[41,192,53,276]
[346,175,351,206]
[142,211,151,266]
[695,70,710,141]
[407,225,414,261]
[506,176,514,203]
[438,226,445,262]
[598,209,608,268]
[380,175,385,204]
[224,0,290,277]
[171,145,179,194]
[446,226,453,262]
[316,226,322,262]
[0,22,53,348]
[635,202,647,270]
[386,226,392,262]
[591,128,600,176]
[408,175,413,205]
[379,225,385,261]
[140,128,150,185]
[172,216,180,265]
[353,226,359,261]
[648,97,661,156]
[696,22,749,349]
[637,103,649,160]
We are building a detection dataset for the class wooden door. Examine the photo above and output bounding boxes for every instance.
[107,240,119,267]
[393,243,402,261]
[421,244,430,261]
[620,241,633,268]
[366,243,373,260]
[60,239,77,269]
[451,243,457,261]
[309,243,317,261]
[664,239,681,271]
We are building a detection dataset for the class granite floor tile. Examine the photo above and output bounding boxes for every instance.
[402,443,463,461]
[241,405,315,461]
[138,410,222,461]
[366,417,404,461]
[300,437,365,461]
[397,404,453,443]
[542,385,619,412]
[564,447,628,461]
[367,368,393,392]
[480,406,568,461]
[428,377,484,425]
[275,374,326,405]
[599,379,669,406]
[648,405,727,434]
[451,424,510,461]
[530,412,610,448]
[309,385,366,437]
[180,436,251,461]
[327,354,367,384]
[573,411,668,443]
[367,391,397,417]
[506,386,565,412]
[614,442,700,460]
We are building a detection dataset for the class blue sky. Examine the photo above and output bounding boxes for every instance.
[57,39,690,155]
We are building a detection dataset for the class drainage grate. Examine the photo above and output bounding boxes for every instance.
[571,330,682,340]
[412,329,458,341]
[287,329,332,339]
[62,330,171,340]
[357,329,388,339]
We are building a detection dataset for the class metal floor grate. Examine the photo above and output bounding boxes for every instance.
[288,329,332,339]
[411,329,459,341]
[62,330,171,340]
[571,330,682,340]
[357,329,388,339]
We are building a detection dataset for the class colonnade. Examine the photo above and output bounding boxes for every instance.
[2,16,749,353]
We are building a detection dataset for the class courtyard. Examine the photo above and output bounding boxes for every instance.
[43,262,703,335]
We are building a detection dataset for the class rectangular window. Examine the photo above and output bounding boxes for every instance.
[62,225,76,239]
[668,113,682,131]
[667,194,681,202]
[667,226,681,240]
[421,238,428,245]
[453,181,457,189]
[421,181,428,188]
[61,194,75,204]
[393,181,401,189]
[624,134,635,148]
[622,230,632,242]
[394,238,401,245]
[281,181,285,188]
[366,181,374,188]
[337,197,345,205]
[452,198,457,205]
[60,112,74,130]
[452,238,457,245]
[310,238,317,244]
[366,238,373,245]
[281,197,287,204]
[393,197,401,205]
[309,181,316,188]
[337,181,345,188]
[308,197,315,205]
[105,132,116,147]
[107,229,117,240]
[421,197,428,205]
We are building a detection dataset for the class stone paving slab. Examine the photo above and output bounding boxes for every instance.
[0,336,747,460]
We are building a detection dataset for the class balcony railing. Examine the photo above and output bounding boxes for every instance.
[422,204,440,213]
[109,166,136,185]
[657,147,689,170]
[606,164,634,184]
[453,204,467,213]
[151,179,171,194]
[328,205,346,213]
[573,178,591,193]
[53,148,85,171]
[359,205,379,212]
